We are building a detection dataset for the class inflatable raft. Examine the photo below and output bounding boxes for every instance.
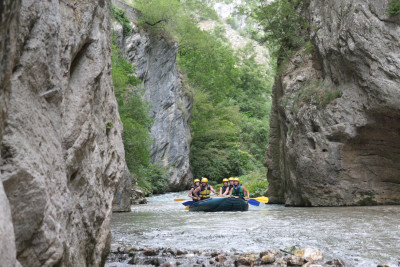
[188,197,249,212]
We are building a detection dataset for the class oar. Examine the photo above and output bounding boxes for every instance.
[248,199,260,206]
[174,198,189,201]
[253,196,269,203]
[247,196,269,206]
[182,200,195,206]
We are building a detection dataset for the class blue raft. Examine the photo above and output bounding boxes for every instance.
[188,197,249,212]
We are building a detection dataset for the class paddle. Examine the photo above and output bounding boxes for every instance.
[253,196,269,203]
[182,200,195,206]
[174,198,189,201]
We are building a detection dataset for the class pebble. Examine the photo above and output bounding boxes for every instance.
[261,254,275,264]
[325,259,345,267]
[216,254,227,264]
[107,246,342,267]
[286,255,306,266]
[143,249,158,256]
[296,248,324,263]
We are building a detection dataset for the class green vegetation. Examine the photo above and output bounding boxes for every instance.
[225,17,238,30]
[241,0,310,58]
[130,0,272,190]
[111,5,132,37]
[358,197,378,206]
[388,0,400,15]
[111,27,169,195]
[238,171,269,197]
[281,80,342,113]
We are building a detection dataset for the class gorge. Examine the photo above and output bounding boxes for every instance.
[1,0,400,266]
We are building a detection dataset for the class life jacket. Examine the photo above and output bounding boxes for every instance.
[232,184,244,197]
[200,184,211,199]
[221,185,229,195]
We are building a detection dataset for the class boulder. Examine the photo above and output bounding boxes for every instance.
[113,168,133,212]
[131,186,147,204]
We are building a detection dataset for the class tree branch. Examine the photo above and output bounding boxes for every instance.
[145,19,167,26]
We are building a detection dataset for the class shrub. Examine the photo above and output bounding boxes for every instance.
[226,17,238,30]
[238,171,269,197]
[242,0,311,56]
[286,79,342,112]
[111,5,132,37]
[137,164,170,195]
[388,0,400,15]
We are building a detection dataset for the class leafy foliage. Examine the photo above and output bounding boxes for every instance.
[112,38,168,195]
[388,0,400,15]
[130,0,273,193]
[111,5,133,37]
[238,171,269,197]
[240,0,310,58]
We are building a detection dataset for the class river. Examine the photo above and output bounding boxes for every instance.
[109,192,400,266]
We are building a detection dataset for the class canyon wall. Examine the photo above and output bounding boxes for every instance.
[112,0,193,191]
[0,0,125,266]
[266,0,400,206]
[0,0,20,265]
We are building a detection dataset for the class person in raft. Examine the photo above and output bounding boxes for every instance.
[229,178,250,200]
[193,177,217,200]
[188,179,201,202]
[219,178,230,196]
[228,177,234,190]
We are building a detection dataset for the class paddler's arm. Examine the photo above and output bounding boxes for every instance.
[210,186,217,195]
[228,188,233,197]
[188,188,194,198]
[193,187,201,200]
[242,186,250,199]
[219,187,223,196]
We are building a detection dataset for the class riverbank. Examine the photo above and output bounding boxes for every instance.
[106,246,345,267]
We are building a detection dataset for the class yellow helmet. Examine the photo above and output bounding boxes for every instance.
[228,177,234,181]
[234,178,240,182]
[222,178,229,182]
[194,179,200,183]
[201,177,208,183]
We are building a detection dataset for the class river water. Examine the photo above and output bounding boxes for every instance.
[110,192,400,266]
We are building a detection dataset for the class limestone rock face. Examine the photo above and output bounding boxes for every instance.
[113,168,132,212]
[0,1,21,266]
[0,181,18,267]
[1,0,125,266]
[266,0,400,206]
[113,0,193,191]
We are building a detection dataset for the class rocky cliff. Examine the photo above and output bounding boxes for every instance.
[0,0,125,266]
[266,0,400,206]
[0,1,20,266]
[112,0,193,191]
